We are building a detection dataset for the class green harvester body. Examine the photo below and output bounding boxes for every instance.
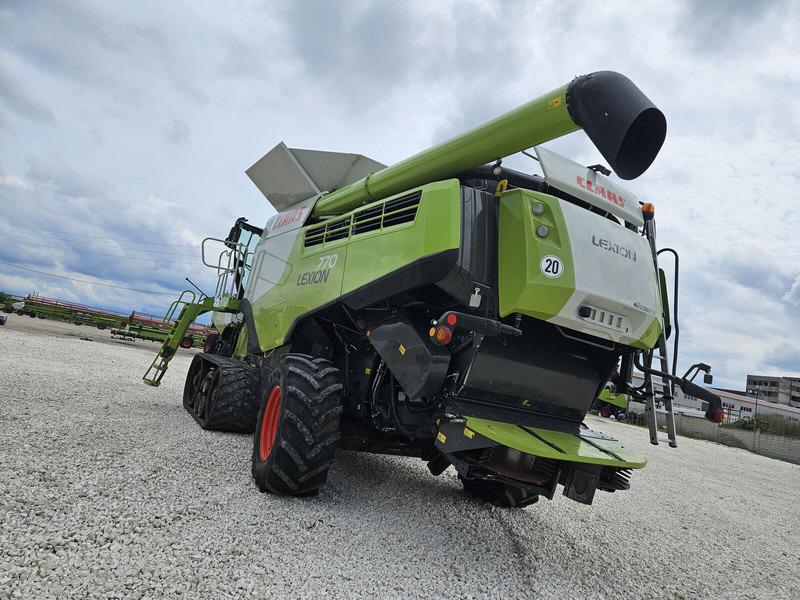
[145,71,723,506]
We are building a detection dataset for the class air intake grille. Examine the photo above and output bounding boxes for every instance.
[353,190,421,235]
[303,215,352,248]
[303,190,421,247]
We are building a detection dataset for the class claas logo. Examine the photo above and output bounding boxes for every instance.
[576,176,625,208]
[271,206,308,231]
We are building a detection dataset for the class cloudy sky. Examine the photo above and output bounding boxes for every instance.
[1,0,798,389]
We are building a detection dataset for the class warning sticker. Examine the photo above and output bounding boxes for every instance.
[463,428,475,439]
[436,432,446,444]
[547,96,562,110]
[399,344,406,355]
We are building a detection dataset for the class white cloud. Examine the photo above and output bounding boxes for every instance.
[0,0,798,387]
[0,173,28,188]
[785,276,800,306]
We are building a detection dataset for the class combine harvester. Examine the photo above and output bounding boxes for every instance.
[145,71,723,507]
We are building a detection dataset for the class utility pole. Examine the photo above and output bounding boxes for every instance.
[754,385,760,421]
[753,383,761,453]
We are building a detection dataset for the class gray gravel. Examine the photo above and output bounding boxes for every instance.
[1,316,799,599]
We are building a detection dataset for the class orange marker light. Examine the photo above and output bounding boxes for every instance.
[366,330,371,337]
[642,203,655,221]
[429,327,436,337]
[434,326,453,345]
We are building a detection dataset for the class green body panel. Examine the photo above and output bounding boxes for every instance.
[340,180,461,292]
[465,417,646,469]
[599,388,628,410]
[631,314,663,350]
[313,85,576,217]
[246,180,462,354]
[249,226,348,352]
[498,189,576,319]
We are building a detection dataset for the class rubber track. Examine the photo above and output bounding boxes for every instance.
[252,354,343,495]
[184,355,261,434]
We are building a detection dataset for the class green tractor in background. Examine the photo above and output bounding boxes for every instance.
[595,387,629,419]
[145,71,723,507]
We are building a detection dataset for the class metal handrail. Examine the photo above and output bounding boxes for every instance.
[201,237,256,300]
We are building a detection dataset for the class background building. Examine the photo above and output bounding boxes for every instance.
[746,375,800,408]
[629,374,800,424]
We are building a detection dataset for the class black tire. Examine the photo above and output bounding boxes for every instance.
[183,355,261,433]
[180,335,193,349]
[459,475,540,508]
[203,333,219,353]
[97,323,106,330]
[252,354,343,496]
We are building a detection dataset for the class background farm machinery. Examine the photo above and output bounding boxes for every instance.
[1,292,213,348]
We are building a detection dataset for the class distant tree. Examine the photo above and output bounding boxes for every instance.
[0,291,9,305]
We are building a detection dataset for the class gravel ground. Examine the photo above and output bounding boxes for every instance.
[1,315,798,599]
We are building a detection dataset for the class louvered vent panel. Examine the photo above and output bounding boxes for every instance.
[303,216,352,247]
[304,191,422,247]
[304,224,327,248]
[352,204,383,235]
[323,216,352,242]
[353,191,422,236]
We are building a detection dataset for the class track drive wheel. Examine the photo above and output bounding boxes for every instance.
[459,475,540,508]
[183,355,260,433]
[252,354,343,496]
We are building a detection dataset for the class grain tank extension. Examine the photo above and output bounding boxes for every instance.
[145,71,722,507]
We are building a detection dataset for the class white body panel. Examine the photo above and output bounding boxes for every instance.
[549,200,660,345]
[243,199,312,304]
[535,146,644,227]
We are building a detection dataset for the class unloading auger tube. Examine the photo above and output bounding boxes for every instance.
[313,70,667,217]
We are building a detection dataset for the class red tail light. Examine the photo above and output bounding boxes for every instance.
[431,326,452,345]
[712,409,724,423]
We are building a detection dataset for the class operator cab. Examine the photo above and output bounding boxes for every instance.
[224,217,263,297]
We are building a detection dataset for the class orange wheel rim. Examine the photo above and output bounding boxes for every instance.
[259,385,281,461]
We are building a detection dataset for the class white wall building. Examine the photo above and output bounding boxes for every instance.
[630,374,800,423]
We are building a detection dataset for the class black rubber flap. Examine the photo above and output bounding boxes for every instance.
[567,71,666,180]
[369,317,451,399]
